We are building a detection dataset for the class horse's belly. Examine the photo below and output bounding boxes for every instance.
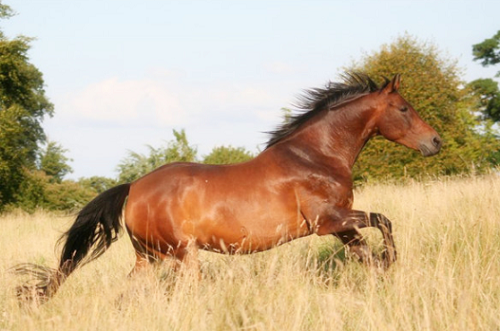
[191,211,311,254]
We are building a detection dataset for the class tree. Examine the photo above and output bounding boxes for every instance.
[473,30,500,76]
[78,176,117,194]
[161,129,197,164]
[471,31,500,123]
[0,2,11,18]
[203,146,254,165]
[348,34,500,181]
[117,129,197,183]
[468,78,500,122]
[12,170,96,212]
[38,140,73,183]
[0,3,54,208]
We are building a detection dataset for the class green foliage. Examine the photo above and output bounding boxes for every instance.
[11,169,96,213]
[117,129,197,183]
[9,172,119,213]
[473,30,500,76]
[163,129,198,163]
[348,34,500,181]
[203,146,254,165]
[78,176,117,194]
[468,78,500,122]
[0,5,54,209]
[38,140,73,183]
[471,31,500,124]
[0,2,13,20]
[0,3,81,212]
[41,179,96,211]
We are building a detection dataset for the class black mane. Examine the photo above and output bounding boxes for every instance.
[266,72,384,149]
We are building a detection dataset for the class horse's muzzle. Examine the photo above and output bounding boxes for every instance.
[419,135,442,157]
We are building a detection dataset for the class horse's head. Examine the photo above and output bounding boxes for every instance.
[374,74,442,156]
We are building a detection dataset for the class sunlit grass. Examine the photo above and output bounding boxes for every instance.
[1,174,499,330]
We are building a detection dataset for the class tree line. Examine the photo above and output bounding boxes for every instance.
[1,1,499,212]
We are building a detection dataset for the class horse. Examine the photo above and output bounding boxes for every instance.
[15,72,442,303]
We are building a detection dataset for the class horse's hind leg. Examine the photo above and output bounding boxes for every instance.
[126,229,168,276]
[129,238,200,280]
[128,244,161,277]
[175,239,201,280]
[127,251,159,276]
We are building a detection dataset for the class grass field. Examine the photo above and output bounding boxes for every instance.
[1,174,500,330]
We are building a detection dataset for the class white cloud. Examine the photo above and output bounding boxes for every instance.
[59,77,186,126]
[48,74,294,178]
[58,76,288,128]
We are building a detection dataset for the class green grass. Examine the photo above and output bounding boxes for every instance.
[1,174,500,330]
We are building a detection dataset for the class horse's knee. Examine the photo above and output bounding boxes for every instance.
[370,213,392,232]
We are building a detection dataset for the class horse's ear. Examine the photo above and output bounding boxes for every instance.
[392,74,401,91]
[381,74,401,94]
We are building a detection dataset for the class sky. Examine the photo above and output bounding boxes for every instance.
[3,0,499,179]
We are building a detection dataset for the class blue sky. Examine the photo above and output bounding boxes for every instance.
[3,0,499,179]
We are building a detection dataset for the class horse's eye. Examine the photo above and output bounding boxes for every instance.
[400,106,408,112]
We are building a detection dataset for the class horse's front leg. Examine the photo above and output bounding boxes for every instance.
[318,209,397,268]
[335,229,374,264]
[369,212,397,268]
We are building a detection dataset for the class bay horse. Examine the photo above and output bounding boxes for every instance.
[16,73,441,303]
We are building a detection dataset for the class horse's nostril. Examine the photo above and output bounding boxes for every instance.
[433,136,442,148]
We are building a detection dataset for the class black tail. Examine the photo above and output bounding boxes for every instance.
[15,183,130,304]
[58,183,130,274]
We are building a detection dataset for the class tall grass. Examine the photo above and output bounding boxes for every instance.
[1,174,499,330]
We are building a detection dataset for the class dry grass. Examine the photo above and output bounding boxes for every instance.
[1,174,500,330]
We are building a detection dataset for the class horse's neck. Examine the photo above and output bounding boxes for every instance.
[283,102,377,170]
